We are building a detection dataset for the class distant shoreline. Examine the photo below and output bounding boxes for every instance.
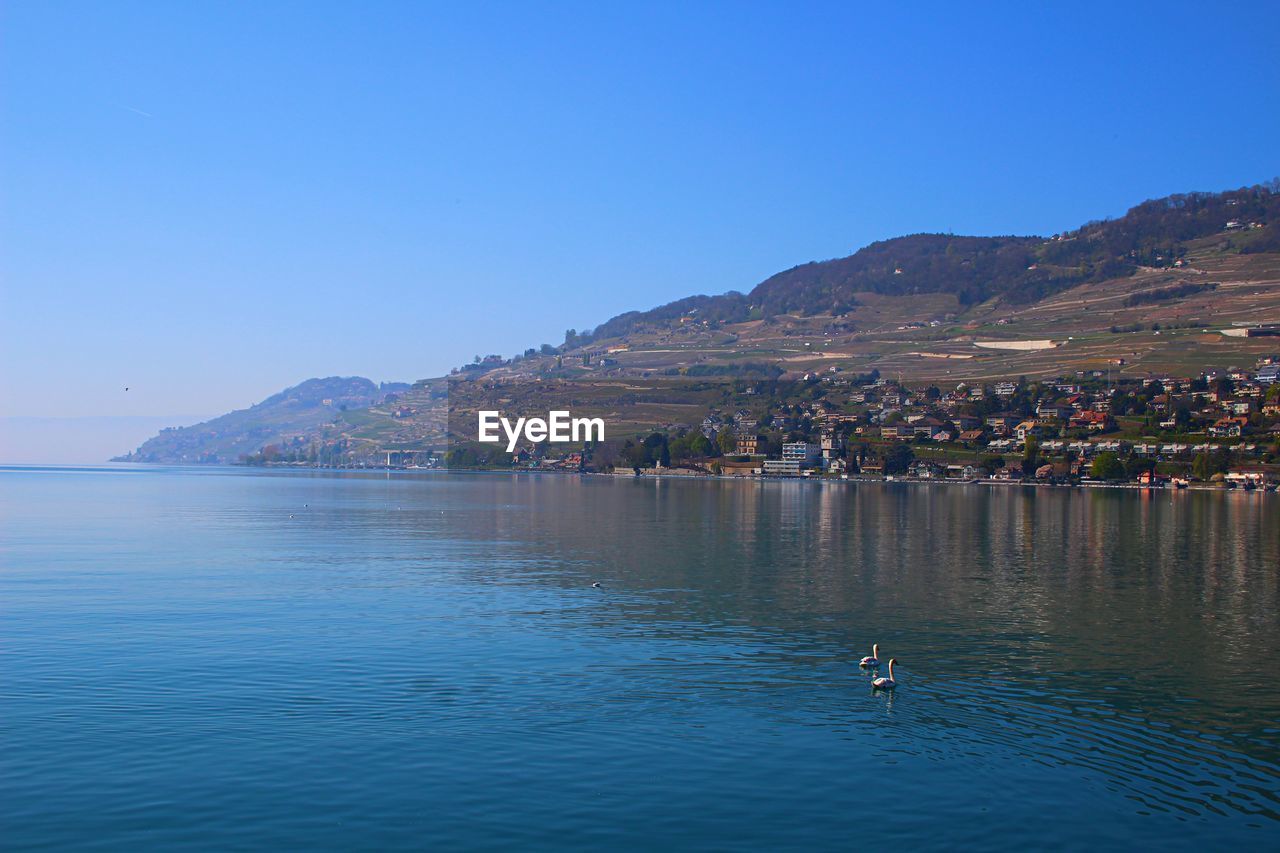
[591,470,1276,494]
[91,460,1279,495]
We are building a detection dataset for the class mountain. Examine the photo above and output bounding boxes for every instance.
[571,181,1280,342]
[120,180,1280,464]
[113,377,409,464]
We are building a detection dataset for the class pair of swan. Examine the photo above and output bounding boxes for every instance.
[858,643,899,689]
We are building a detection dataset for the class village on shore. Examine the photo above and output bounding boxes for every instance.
[497,359,1280,491]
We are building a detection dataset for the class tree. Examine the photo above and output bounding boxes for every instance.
[1191,452,1213,481]
[632,432,671,467]
[621,440,649,471]
[1191,448,1232,480]
[884,444,915,475]
[1125,456,1155,480]
[670,430,713,461]
[716,427,736,456]
[1021,436,1040,475]
[758,432,783,458]
[1090,452,1125,480]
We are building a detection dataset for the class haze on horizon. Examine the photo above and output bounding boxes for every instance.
[2,2,1278,445]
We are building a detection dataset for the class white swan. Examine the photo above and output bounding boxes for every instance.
[871,659,898,690]
[859,644,880,668]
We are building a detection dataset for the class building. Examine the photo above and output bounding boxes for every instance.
[908,460,943,479]
[718,459,762,477]
[762,459,805,476]
[1225,469,1271,486]
[945,463,980,480]
[1069,410,1112,431]
[1015,420,1051,443]
[781,442,821,467]
[1209,417,1247,438]
[819,431,843,455]
[911,416,946,437]
[1036,402,1073,420]
[735,434,764,455]
[1136,471,1168,487]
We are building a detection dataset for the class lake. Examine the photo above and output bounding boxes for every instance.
[2,466,1277,850]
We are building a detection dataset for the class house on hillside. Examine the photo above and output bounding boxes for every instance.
[912,416,946,437]
[1069,410,1113,431]
[1036,402,1073,421]
[1015,420,1051,443]
[1209,417,1248,438]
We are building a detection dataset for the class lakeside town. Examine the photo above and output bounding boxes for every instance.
[485,357,1280,490]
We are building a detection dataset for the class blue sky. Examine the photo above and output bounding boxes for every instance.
[3,1,1278,424]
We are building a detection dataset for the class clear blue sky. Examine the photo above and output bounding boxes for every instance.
[3,1,1277,421]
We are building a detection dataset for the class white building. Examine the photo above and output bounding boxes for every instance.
[781,442,821,467]
[762,459,805,476]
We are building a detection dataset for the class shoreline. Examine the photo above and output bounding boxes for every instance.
[94,460,1278,495]
[590,469,1277,494]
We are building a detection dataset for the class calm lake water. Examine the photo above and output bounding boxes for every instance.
[2,466,1278,850]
